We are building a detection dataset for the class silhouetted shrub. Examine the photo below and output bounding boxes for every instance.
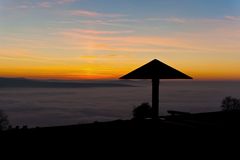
[133,103,152,120]
[221,96,240,112]
[0,110,9,131]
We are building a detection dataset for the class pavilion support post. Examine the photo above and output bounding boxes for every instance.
[152,78,159,119]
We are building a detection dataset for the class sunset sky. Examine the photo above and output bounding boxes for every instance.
[1,0,240,80]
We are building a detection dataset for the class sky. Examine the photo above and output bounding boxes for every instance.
[0,0,240,80]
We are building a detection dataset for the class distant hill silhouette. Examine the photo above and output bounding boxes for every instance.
[0,77,135,88]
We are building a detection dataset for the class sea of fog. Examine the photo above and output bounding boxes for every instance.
[0,80,240,127]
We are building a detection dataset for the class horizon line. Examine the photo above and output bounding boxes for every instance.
[1,76,240,82]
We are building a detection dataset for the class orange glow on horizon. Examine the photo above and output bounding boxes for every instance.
[1,64,240,81]
[1,74,240,81]
[1,44,240,81]
[0,64,133,80]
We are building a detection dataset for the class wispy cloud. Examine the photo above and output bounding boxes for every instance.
[38,0,76,8]
[57,14,240,54]
[55,0,76,4]
[5,0,76,9]
[0,47,84,66]
[70,10,101,17]
[58,28,193,53]
[38,2,51,8]
[79,54,126,60]
[225,16,240,21]
[70,9,125,18]
[61,29,134,35]
[0,48,29,58]
[146,17,186,24]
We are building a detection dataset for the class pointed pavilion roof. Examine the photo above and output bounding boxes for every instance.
[120,59,192,79]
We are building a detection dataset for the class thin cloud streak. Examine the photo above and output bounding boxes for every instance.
[62,29,134,35]
[37,0,76,8]
[3,0,76,9]
[59,29,196,52]
[146,17,186,23]
[70,9,125,18]
[0,48,60,63]
[225,16,240,21]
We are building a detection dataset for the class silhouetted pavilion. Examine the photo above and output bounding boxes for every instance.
[120,59,192,119]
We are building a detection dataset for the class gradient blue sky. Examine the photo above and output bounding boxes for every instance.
[1,0,240,79]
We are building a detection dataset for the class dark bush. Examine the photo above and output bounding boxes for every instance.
[133,103,152,120]
[221,96,240,112]
[0,110,9,131]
